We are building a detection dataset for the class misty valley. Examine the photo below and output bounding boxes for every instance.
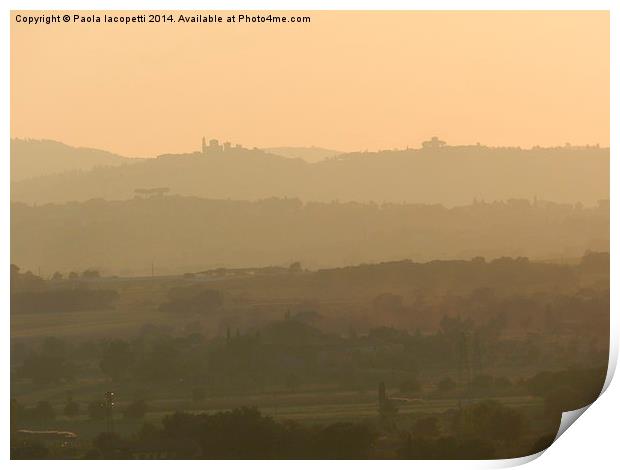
[10,249,609,459]
[9,138,610,460]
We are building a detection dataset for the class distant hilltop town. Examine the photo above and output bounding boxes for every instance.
[195,136,452,156]
[195,135,456,156]
[195,135,602,156]
[201,137,246,155]
[153,137,263,160]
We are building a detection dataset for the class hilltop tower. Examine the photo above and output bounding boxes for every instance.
[209,138,222,153]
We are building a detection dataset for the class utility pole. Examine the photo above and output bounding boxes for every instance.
[104,391,115,433]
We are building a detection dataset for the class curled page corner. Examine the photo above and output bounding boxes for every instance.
[546,346,620,444]
[522,340,620,463]
[492,401,600,468]
[554,404,591,441]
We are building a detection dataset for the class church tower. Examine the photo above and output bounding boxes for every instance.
[202,136,207,155]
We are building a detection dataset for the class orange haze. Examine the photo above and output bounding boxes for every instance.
[11,10,609,156]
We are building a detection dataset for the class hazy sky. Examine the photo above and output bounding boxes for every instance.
[11,11,609,156]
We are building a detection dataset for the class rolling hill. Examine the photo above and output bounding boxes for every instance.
[10,195,609,275]
[10,138,133,181]
[10,143,609,207]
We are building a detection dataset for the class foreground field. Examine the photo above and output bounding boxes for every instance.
[10,254,608,459]
[16,385,547,440]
